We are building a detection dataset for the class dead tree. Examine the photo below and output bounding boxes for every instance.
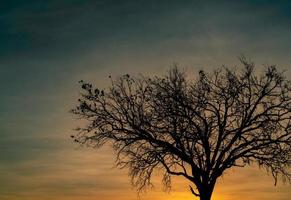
[71,58,291,200]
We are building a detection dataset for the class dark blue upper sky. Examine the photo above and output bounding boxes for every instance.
[1,0,291,58]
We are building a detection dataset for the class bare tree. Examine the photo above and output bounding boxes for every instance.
[71,58,291,200]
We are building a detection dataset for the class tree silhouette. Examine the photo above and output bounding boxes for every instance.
[71,58,290,200]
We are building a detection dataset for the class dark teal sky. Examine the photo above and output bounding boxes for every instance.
[0,1,291,200]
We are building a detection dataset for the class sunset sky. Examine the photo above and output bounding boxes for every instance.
[0,1,290,200]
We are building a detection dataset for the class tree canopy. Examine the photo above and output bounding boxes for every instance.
[71,58,290,200]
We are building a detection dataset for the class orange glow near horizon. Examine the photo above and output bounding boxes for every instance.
[2,145,290,200]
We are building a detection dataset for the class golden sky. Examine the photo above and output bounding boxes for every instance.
[0,1,290,200]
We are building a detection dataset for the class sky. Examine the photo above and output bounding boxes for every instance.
[0,0,290,200]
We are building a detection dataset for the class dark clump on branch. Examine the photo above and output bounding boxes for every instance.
[71,57,290,200]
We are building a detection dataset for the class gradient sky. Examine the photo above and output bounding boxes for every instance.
[0,1,291,200]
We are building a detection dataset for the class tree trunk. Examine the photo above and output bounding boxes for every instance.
[199,191,212,200]
[198,184,214,200]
